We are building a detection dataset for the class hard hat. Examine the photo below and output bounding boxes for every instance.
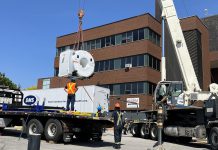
[115,103,120,108]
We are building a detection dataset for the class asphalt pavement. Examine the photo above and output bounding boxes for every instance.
[0,128,210,150]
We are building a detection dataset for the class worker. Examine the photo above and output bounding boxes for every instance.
[64,79,78,111]
[97,105,102,117]
[112,103,123,149]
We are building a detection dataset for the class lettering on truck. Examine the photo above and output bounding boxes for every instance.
[24,95,36,105]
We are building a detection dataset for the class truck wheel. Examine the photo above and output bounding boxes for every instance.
[140,124,149,139]
[209,127,218,150]
[150,124,158,140]
[44,119,63,143]
[130,124,140,137]
[27,119,44,137]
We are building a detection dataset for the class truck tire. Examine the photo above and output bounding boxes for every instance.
[130,124,140,137]
[27,119,44,137]
[44,119,63,143]
[209,127,218,150]
[150,124,158,140]
[140,124,149,139]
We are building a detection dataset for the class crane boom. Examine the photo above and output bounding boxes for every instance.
[158,0,201,92]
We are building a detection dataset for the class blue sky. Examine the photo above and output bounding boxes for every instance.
[0,0,217,89]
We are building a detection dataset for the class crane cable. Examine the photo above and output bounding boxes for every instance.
[73,0,86,50]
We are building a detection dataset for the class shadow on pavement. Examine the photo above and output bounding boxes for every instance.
[162,138,210,150]
[1,128,115,148]
[0,128,27,139]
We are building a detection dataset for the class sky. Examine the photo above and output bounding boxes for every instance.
[0,0,217,89]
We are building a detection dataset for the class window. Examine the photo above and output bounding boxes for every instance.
[149,55,153,67]
[132,82,137,94]
[96,39,101,49]
[56,48,59,56]
[121,33,127,44]
[125,83,131,94]
[152,32,156,43]
[153,58,157,69]
[149,30,153,41]
[139,28,144,40]
[86,41,91,51]
[79,43,83,50]
[138,82,144,94]
[144,54,149,66]
[120,84,125,95]
[157,35,160,46]
[101,38,105,48]
[105,60,109,71]
[113,84,120,95]
[127,31,133,42]
[91,40,96,49]
[83,42,87,50]
[126,56,131,65]
[138,55,144,66]
[144,82,149,94]
[102,81,156,96]
[109,85,113,95]
[121,57,125,68]
[70,45,74,50]
[54,68,59,76]
[132,55,137,67]
[95,61,99,72]
[111,35,115,45]
[149,83,153,94]
[79,28,159,51]
[115,34,122,45]
[109,59,114,70]
[144,28,149,40]
[99,61,104,71]
[106,36,111,46]
[42,79,50,89]
[133,29,139,41]
[157,60,160,71]
[114,59,121,69]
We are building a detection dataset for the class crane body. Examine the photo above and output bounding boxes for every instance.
[130,1,218,149]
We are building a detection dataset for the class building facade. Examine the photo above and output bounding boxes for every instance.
[38,12,210,111]
[38,13,162,111]
[202,15,218,83]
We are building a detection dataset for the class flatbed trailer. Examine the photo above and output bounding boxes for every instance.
[0,109,113,143]
[130,98,218,150]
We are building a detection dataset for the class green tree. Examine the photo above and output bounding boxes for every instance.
[24,86,37,90]
[0,72,18,89]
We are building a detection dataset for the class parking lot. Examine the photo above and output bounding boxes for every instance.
[0,128,211,150]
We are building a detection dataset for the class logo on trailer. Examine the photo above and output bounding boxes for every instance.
[24,95,36,105]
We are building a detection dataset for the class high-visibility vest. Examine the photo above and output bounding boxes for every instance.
[67,82,76,94]
[116,112,122,126]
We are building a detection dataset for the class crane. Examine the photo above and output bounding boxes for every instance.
[155,0,218,106]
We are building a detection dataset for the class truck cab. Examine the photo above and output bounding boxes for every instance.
[154,81,184,106]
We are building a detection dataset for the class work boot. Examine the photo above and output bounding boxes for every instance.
[113,144,119,149]
[118,144,121,149]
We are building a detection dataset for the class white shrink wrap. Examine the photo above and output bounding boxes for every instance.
[58,49,95,78]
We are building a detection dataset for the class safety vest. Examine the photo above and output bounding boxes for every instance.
[116,111,122,126]
[67,82,76,94]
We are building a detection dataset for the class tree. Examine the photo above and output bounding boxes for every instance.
[0,72,18,89]
[24,86,37,90]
